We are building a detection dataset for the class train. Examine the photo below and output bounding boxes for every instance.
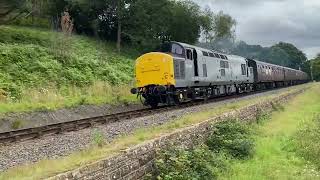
[130,41,309,108]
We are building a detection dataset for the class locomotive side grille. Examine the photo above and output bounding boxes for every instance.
[174,60,181,79]
[180,61,185,79]
[174,60,185,79]
[203,64,207,77]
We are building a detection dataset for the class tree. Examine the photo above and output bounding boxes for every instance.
[212,11,236,41]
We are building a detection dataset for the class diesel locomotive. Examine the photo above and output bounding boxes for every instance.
[131,42,309,108]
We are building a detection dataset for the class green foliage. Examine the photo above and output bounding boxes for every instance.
[91,129,105,147]
[154,146,228,180]
[152,120,255,179]
[206,120,254,159]
[211,11,236,42]
[5,0,236,51]
[294,115,320,169]
[220,85,320,179]
[255,111,271,125]
[0,26,134,101]
[11,119,24,129]
[234,41,307,69]
[302,57,320,81]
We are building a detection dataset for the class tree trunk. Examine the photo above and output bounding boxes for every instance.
[117,20,121,53]
[116,0,122,53]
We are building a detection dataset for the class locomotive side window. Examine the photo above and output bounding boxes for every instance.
[186,49,193,60]
[202,51,209,56]
[220,61,229,68]
[241,64,246,75]
[221,69,226,76]
[171,44,184,55]
[225,61,229,68]
[220,61,224,68]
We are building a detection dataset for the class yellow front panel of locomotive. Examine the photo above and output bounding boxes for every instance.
[135,52,175,88]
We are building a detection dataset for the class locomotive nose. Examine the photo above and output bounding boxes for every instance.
[134,52,176,88]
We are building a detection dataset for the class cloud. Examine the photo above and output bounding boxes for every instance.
[195,0,320,59]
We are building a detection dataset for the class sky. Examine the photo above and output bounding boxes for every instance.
[195,0,320,59]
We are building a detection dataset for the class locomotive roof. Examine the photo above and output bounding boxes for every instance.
[172,41,229,57]
[172,41,306,74]
[251,59,304,73]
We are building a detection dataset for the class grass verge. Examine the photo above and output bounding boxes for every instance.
[0,84,311,180]
[219,83,320,180]
[0,82,137,114]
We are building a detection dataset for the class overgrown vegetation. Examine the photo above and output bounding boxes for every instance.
[153,146,229,180]
[0,25,137,113]
[220,83,320,179]
[151,84,320,180]
[10,119,24,129]
[206,120,254,159]
[92,129,105,147]
[304,54,320,81]
[151,120,254,180]
[294,115,320,169]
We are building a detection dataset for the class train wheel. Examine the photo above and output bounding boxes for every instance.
[149,100,159,109]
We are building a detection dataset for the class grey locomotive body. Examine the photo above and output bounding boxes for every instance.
[132,42,309,108]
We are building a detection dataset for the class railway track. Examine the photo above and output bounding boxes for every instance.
[0,87,293,144]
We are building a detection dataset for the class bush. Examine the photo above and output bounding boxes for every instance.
[91,129,105,147]
[294,115,320,168]
[11,119,24,129]
[206,120,254,159]
[153,146,228,180]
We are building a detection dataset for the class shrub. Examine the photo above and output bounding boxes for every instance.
[271,102,285,112]
[153,146,228,180]
[206,120,254,159]
[256,111,271,125]
[91,129,105,147]
[11,119,24,129]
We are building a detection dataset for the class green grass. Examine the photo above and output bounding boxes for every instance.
[0,84,309,180]
[0,25,138,114]
[219,83,320,180]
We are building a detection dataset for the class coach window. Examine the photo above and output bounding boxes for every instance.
[214,53,220,58]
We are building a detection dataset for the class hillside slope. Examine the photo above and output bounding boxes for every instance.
[0,26,137,113]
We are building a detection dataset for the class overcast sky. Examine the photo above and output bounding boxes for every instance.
[195,0,320,59]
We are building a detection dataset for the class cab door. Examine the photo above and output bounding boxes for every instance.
[183,48,196,87]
